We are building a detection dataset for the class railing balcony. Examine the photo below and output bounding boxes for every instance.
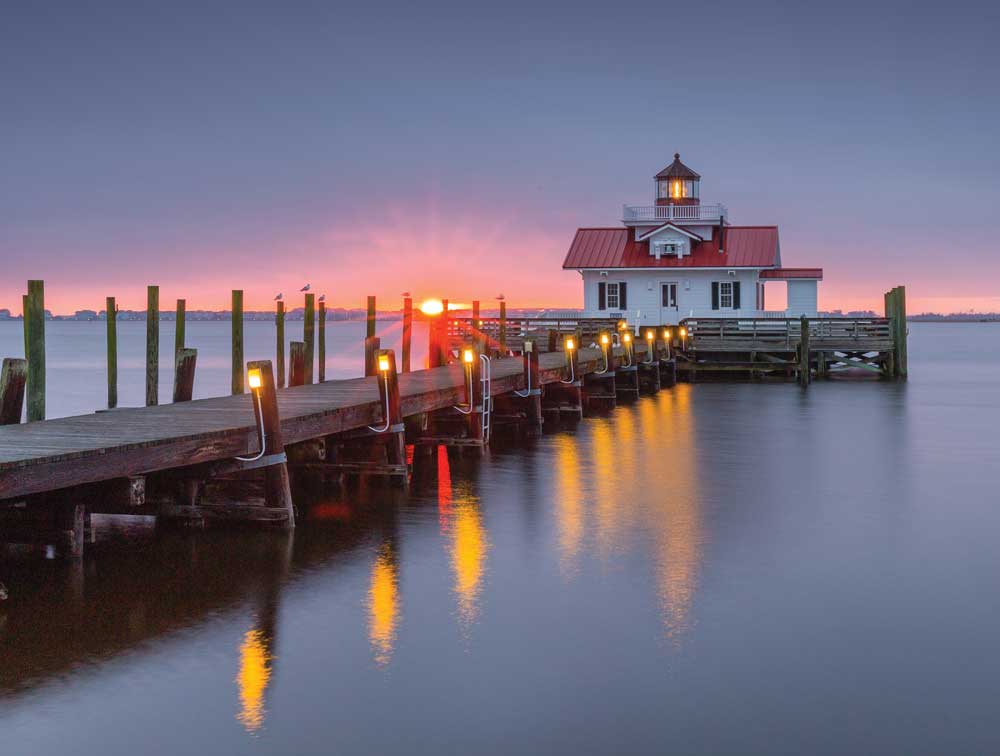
[622,203,727,223]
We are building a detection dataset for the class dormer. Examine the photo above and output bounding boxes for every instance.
[655,153,700,206]
[637,222,704,260]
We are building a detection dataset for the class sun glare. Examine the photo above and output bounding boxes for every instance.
[420,299,444,315]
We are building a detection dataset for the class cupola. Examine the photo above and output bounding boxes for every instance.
[655,153,700,206]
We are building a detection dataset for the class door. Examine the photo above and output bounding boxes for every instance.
[660,282,678,323]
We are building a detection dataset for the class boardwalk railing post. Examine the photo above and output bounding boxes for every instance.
[798,316,810,387]
[145,285,159,407]
[377,349,406,471]
[303,293,315,384]
[289,341,307,387]
[175,298,186,357]
[0,358,27,425]
[318,299,326,382]
[173,348,198,403]
[247,359,295,528]
[26,280,45,421]
[402,296,413,373]
[276,300,286,388]
[523,339,543,437]
[106,296,117,409]
[232,289,244,394]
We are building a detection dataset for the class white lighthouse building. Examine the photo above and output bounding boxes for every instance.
[562,154,822,326]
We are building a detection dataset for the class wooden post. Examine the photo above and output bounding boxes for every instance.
[524,340,543,437]
[547,329,558,353]
[276,301,286,388]
[145,285,159,407]
[303,293,315,384]
[0,358,27,425]
[22,293,29,360]
[441,299,449,363]
[499,300,507,354]
[175,298,186,356]
[246,359,295,527]
[231,289,244,394]
[366,295,377,339]
[365,336,381,377]
[173,348,198,403]
[798,316,810,387]
[896,285,908,378]
[106,296,117,409]
[25,280,45,421]
[402,296,413,373]
[318,300,326,382]
[464,343,483,443]
[472,301,480,343]
[289,341,307,387]
[376,349,406,467]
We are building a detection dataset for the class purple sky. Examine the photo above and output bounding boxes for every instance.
[2,0,998,314]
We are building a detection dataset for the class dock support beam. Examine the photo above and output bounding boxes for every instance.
[0,358,27,425]
[146,285,158,407]
[318,300,326,382]
[289,341,307,387]
[303,293,315,384]
[173,348,198,403]
[106,296,117,409]
[26,280,45,421]
[232,290,244,394]
[276,301,286,388]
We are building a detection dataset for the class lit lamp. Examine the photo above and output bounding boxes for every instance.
[378,354,390,373]
[565,337,575,351]
[247,368,262,391]
[645,329,655,363]
[679,326,688,350]
[463,348,475,364]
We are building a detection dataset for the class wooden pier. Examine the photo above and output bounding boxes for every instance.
[0,284,906,558]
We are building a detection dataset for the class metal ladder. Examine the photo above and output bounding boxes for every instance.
[479,354,492,444]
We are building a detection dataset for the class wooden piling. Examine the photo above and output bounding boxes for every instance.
[428,314,443,369]
[289,342,307,387]
[523,340,543,437]
[798,316,810,387]
[106,296,117,409]
[499,300,507,354]
[303,293,315,384]
[22,293,29,360]
[402,296,413,373]
[231,290,244,394]
[895,285,908,378]
[145,285,159,407]
[175,298,186,356]
[318,300,326,382]
[276,301,286,388]
[376,349,406,467]
[365,336,381,377]
[173,348,198,403]
[25,280,45,421]
[464,343,484,443]
[246,359,295,527]
[366,295,377,339]
[0,358,27,425]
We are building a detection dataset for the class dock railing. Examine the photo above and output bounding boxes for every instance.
[681,317,895,353]
[446,317,622,353]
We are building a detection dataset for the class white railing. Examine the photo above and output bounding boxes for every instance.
[622,203,727,223]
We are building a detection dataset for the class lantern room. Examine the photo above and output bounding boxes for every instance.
[654,153,700,206]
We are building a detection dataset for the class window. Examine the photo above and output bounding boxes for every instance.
[606,282,620,309]
[719,281,733,309]
[657,180,669,199]
[667,180,699,199]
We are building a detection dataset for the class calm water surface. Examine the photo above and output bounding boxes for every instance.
[1,323,999,754]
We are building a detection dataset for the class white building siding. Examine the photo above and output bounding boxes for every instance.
[785,280,818,317]
[581,269,762,325]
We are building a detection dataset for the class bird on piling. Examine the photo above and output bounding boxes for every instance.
[319,294,326,302]
[300,284,311,292]
[401,291,411,298]
[274,293,283,301]
[497,293,505,300]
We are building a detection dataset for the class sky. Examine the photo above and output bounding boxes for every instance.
[2,0,998,315]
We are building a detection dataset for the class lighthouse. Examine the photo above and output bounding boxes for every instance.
[562,154,823,325]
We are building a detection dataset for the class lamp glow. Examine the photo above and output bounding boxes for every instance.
[680,327,688,338]
[378,355,390,373]
[463,349,475,364]
[565,337,575,351]
[623,333,631,343]
[645,330,654,340]
[664,329,671,339]
[600,334,610,345]
[247,368,262,390]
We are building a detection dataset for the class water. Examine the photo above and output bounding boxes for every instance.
[1,323,999,754]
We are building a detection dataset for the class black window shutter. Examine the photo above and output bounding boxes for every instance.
[711,282,719,310]
[733,281,741,310]
[619,282,627,310]
[598,282,606,310]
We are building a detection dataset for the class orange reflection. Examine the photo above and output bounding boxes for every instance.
[367,542,400,666]
[437,445,453,532]
[554,435,584,574]
[236,628,273,732]
[451,493,489,627]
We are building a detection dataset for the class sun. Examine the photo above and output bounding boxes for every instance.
[420,299,444,315]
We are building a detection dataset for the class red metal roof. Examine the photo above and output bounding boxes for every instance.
[759,267,823,280]
[562,226,779,269]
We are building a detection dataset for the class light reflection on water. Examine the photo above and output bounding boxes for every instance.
[1,324,1000,754]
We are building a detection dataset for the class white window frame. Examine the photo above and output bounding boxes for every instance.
[719,281,734,309]
[606,282,620,310]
